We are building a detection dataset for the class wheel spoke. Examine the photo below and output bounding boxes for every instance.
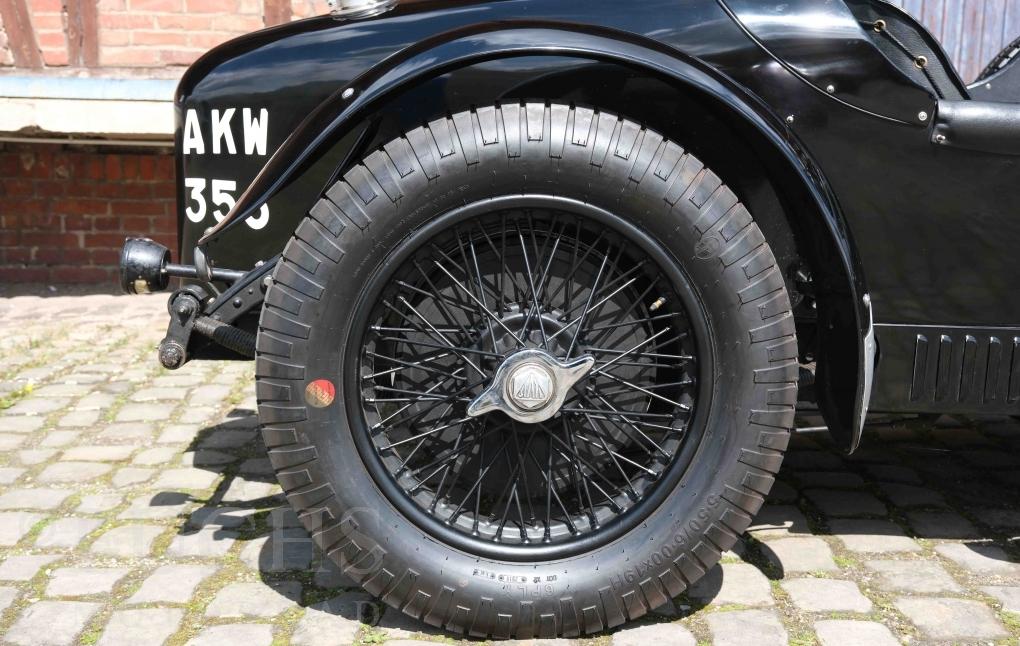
[583,392,671,458]
[566,252,609,358]
[364,350,464,382]
[410,260,475,340]
[433,260,526,347]
[359,207,701,547]
[546,277,638,345]
[594,371,689,410]
[590,327,672,376]
[378,416,473,451]
[516,223,551,347]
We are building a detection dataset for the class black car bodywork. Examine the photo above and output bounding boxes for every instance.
[128,0,1020,454]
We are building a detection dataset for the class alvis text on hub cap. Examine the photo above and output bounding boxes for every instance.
[466,348,595,424]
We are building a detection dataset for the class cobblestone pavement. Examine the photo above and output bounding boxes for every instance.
[3,294,1020,645]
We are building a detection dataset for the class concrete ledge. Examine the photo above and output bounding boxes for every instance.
[0,76,176,143]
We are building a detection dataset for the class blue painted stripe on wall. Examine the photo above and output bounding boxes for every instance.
[0,77,176,101]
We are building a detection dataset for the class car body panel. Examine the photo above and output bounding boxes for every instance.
[721,0,934,123]
[170,0,1020,449]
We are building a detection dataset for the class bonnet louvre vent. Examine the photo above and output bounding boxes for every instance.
[909,332,1020,405]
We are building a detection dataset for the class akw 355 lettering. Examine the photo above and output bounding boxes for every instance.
[181,107,271,230]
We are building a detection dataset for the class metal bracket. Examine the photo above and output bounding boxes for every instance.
[157,258,278,367]
[205,256,279,325]
[158,288,206,369]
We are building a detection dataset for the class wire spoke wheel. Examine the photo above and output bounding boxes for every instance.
[355,207,701,550]
[260,104,796,637]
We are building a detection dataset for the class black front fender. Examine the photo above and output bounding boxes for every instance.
[196,20,874,453]
[199,21,779,244]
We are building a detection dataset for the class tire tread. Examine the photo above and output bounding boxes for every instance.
[256,102,797,639]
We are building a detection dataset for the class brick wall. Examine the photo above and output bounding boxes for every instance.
[2,1,1017,285]
[0,144,175,284]
[96,0,265,68]
[0,0,321,72]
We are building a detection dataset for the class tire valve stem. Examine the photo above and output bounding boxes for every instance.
[650,297,666,312]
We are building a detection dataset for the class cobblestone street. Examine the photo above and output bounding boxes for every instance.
[2,294,1020,645]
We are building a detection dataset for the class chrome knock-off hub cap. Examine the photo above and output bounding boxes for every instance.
[467,349,595,424]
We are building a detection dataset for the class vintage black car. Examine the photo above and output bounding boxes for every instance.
[117,0,1020,638]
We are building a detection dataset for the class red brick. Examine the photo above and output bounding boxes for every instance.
[41,50,70,67]
[155,13,215,30]
[133,29,188,46]
[98,13,155,29]
[20,213,59,228]
[52,198,110,215]
[22,231,82,247]
[154,156,175,177]
[63,214,90,231]
[210,13,261,31]
[159,48,205,66]
[152,216,176,234]
[110,200,165,216]
[27,0,63,13]
[87,158,104,180]
[36,31,66,48]
[130,0,184,11]
[29,13,63,29]
[151,183,177,199]
[4,146,179,284]
[95,182,151,199]
[1,247,31,263]
[120,216,153,231]
[117,155,135,180]
[0,154,22,175]
[149,233,176,249]
[185,0,237,13]
[0,198,47,213]
[2,179,35,196]
[104,156,122,181]
[91,215,122,231]
[50,266,112,283]
[101,47,162,66]
[0,267,49,283]
[36,247,90,264]
[90,248,121,265]
[138,157,156,180]
[51,153,72,178]
[36,179,70,197]
[23,155,52,179]
[189,32,235,49]
[83,232,130,248]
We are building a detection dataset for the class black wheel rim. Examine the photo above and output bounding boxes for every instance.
[347,196,713,560]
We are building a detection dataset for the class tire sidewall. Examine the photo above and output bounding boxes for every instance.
[259,105,794,636]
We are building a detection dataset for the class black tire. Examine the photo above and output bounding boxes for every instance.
[256,102,797,639]
[976,34,1020,83]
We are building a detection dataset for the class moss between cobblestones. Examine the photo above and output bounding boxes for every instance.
[7,302,1020,645]
[997,609,1020,637]
[0,323,73,384]
[20,515,54,544]
[0,552,72,637]
[0,383,35,410]
[831,553,856,569]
